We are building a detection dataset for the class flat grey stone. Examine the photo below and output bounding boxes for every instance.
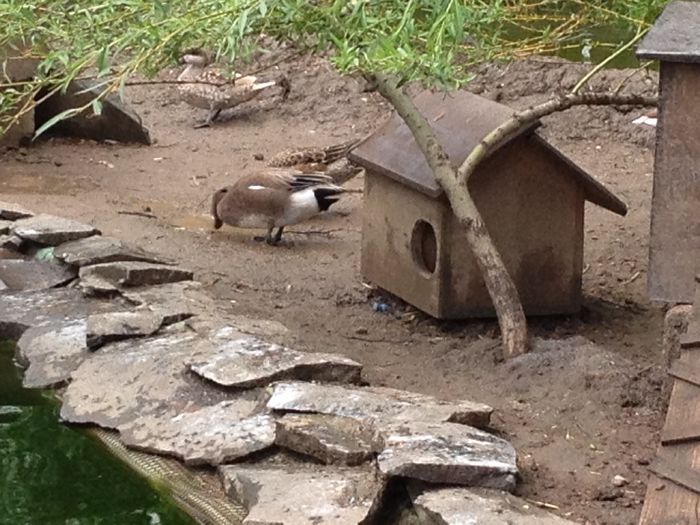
[60,330,246,428]
[184,316,289,340]
[377,421,518,490]
[0,220,11,234]
[267,381,493,428]
[34,79,151,144]
[186,316,289,338]
[55,235,170,267]
[275,413,381,466]
[11,214,100,245]
[78,273,121,296]
[0,234,24,251]
[412,486,577,524]
[0,259,77,291]
[0,201,34,220]
[16,319,88,388]
[79,261,193,287]
[120,400,275,466]
[0,288,95,340]
[220,464,383,525]
[190,336,362,388]
[121,280,218,324]
[86,310,164,350]
[0,278,7,291]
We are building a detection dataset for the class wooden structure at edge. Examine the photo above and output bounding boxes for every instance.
[636,0,700,303]
[639,276,700,524]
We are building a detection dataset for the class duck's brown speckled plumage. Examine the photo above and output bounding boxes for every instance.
[266,139,363,184]
[177,49,276,127]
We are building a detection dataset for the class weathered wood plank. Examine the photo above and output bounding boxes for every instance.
[668,359,700,388]
[639,349,700,524]
[680,322,700,349]
[649,457,700,494]
[644,62,700,303]
[662,424,700,445]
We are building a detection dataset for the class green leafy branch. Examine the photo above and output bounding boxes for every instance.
[1,0,667,136]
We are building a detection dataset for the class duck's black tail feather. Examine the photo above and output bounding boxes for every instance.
[313,187,343,211]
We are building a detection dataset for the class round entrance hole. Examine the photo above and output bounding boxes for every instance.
[411,220,437,275]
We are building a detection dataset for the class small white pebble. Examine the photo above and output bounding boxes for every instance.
[612,474,629,487]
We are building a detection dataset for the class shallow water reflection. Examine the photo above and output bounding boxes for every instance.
[0,340,194,525]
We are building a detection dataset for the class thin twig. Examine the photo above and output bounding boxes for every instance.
[571,27,648,95]
[117,210,157,219]
[288,228,343,237]
[125,79,238,87]
[341,333,407,344]
[525,499,561,511]
[613,61,654,95]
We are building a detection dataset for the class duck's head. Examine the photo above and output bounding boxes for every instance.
[179,48,210,67]
[211,187,229,229]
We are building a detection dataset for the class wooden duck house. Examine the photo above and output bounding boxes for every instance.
[636,0,700,303]
[348,90,627,319]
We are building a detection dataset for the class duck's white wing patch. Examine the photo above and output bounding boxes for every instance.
[248,185,267,191]
[277,188,320,226]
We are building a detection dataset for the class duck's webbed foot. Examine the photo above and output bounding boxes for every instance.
[270,227,284,245]
[254,227,285,246]
[194,108,222,129]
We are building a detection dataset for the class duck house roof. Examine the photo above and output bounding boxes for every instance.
[636,1,700,63]
[349,89,627,216]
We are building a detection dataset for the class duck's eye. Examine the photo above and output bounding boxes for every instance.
[220,189,228,193]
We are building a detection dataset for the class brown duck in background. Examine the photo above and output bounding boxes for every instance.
[177,48,278,128]
[266,139,363,184]
[211,169,344,245]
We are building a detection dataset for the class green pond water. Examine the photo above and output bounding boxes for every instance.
[503,3,665,70]
[0,340,195,525]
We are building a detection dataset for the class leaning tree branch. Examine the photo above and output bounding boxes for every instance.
[372,73,528,358]
[456,92,658,185]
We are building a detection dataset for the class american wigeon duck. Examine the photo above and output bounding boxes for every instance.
[177,48,277,128]
[266,139,363,184]
[211,169,344,245]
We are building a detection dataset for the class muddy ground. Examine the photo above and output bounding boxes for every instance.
[0,54,667,524]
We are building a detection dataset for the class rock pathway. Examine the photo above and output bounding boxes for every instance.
[0,202,574,524]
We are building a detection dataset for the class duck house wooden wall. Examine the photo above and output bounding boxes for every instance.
[361,134,585,319]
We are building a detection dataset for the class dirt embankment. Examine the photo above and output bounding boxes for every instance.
[0,54,664,524]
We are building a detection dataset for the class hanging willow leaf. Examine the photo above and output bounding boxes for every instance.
[0,0,667,137]
[33,107,82,139]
